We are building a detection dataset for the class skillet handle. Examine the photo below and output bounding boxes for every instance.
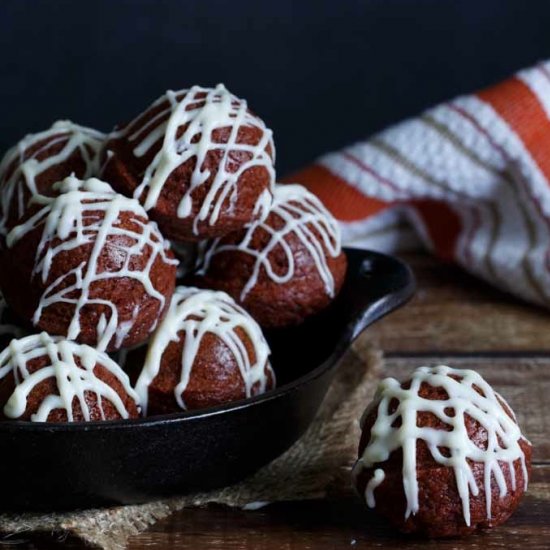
[340,248,416,342]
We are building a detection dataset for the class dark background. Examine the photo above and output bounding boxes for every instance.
[1,0,549,174]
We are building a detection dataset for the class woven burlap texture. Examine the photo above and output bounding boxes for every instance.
[0,339,382,550]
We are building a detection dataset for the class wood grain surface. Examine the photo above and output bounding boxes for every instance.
[3,253,550,549]
[368,255,550,354]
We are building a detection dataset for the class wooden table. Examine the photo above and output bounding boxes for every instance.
[9,254,550,549]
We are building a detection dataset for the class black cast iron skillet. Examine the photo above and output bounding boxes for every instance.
[0,248,414,511]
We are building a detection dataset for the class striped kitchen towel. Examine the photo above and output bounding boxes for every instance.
[289,62,550,307]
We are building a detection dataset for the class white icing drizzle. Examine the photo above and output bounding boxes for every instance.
[198,183,342,301]
[365,468,385,508]
[135,286,273,414]
[6,176,178,351]
[0,332,139,422]
[0,120,105,235]
[110,84,275,235]
[352,365,530,526]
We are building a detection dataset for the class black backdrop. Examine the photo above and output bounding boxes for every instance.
[2,0,549,174]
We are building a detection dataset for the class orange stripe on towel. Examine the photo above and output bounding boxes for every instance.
[478,76,550,183]
[411,200,463,261]
[282,165,389,222]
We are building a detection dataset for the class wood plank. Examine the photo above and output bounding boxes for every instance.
[366,254,550,354]
[124,464,549,549]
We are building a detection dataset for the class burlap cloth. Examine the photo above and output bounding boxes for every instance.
[0,338,382,549]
